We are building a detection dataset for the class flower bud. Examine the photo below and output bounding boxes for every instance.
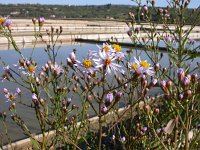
[101,106,108,114]
[67,98,72,105]
[115,92,123,101]
[184,90,192,99]
[87,95,92,102]
[166,80,173,89]
[69,52,76,62]
[67,58,73,66]
[178,93,184,100]
[154,63,160,71]
[154,108,160,114]
[177,68,185,81]
[105,93,113,106]
[32,18,37,24]
[191,73,198,83]
[16,88,21,95]
[38,17,45,27]
[39,98,45,105]
[3,88,9,94]
[182,76,190,88]
[72,104,78,109]
[32,93,38,104]
[160,80,167,92]
[12,102,16,109]
[141,127,148,132]
[144,105,151,113]
[143,5,148,13]
[36,77,40,86]
[121,136,126,143]
[149,79,157,88]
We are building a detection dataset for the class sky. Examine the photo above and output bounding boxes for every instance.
[0,0,199,8]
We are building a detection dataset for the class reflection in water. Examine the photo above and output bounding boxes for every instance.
[0,42,199,143]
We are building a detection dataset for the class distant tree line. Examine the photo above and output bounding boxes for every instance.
[0,4,198,24]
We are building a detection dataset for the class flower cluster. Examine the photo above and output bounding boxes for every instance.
[68,43,126,75]
[128,57,154,76]
[160,68,198,100]
[32,17,45,27]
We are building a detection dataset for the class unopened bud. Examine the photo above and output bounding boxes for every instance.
[32,18,37,24]
[105,93,114,106]
[154,108,160,114]
[115,92,123,101]
[166,80,173,89]
[191,73,198,83]
[184,90,192,99]
[101,106,108,114]
[144,105,151,113]
[3,88,8,94]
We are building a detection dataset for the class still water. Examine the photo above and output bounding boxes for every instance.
[0,42,199,144]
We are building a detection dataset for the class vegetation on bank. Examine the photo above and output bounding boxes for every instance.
[0,4,199,24]
[0,0,200,149]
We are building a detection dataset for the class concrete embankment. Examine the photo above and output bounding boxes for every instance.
[0,19,130,46]
[1,19,199,49]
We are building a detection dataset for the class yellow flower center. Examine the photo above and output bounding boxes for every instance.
[103,46,109,53]
[9,94,15,101]
[105,58,112,65]
[140,60,150,68]
[83,59,92,68]
[28,65,36,72]
[0,17,6,25]
[132,64,138,70]
[112,44,121,52]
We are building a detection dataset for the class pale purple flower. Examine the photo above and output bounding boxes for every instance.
[94,50,123,75]
[50,63,64,75]
[5,18,12,27]
[77,51,97,73]
[129,57,154,76]
[5,92,18,102]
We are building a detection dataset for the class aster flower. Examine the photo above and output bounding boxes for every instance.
[128,57,154,76]
[50,63,64,76]
[101,43,112,53]
[77,50,97,73]
[111,44,125,60]
[5,17,12,27]
[5,91,18,102]
[94,50,123,75]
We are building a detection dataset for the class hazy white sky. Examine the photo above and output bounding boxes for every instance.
[0,0,199,8]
